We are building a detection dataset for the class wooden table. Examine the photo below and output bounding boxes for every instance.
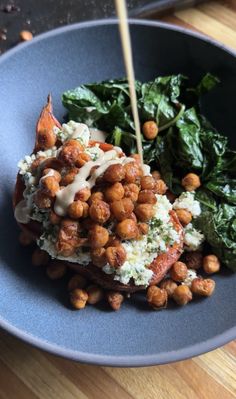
[1,1,236,398]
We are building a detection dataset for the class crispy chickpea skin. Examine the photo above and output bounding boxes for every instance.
[49,210,61,225]
[160,279,178,298]
[106,245,126,268]
[19,231,34,246]
[182,173,201,192]
[68,274,87,291]
[75,152,91,167]
[140,175,155,190]
[135,203,155,222]
[147,286,168,310]
[32,248,49,266]
[170,261,188,282]
[154,179,167,195]
[91,248,107,267]
[56,219,81,256]
[61,167,79,186]
[151,170,161,181]
[89,200,110,224]
[110,198,134,221]
[88,225,109,248]
[58,139,84,166]
[41,176,60,197]
[173,285,192,305]
[68,200,84,219]
[42,168,61,182]
[105,235,121,248]
[104,182,124,202]
[129,212,137,223]
[46,261,67,279]
[107,291,124,311]
[203,255,220,274]
[175,209,192,226]
[123,183,140,202]
[87,285,104,305]
[34,190,52,209]
[138,189,157,205]
[123,162,141,183]
[75,187,91,202]
[138,222,149,235]
[70,288,88,309]
[81,202,89,218]
[185,251,203,270]
[142,121,158,140]
[191,278,215,297]
[103,164,125,183]
[88,191,104,205]
[116,219,138,240]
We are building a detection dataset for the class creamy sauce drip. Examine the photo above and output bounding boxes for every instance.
[54,149,134,216]
[115,0,144,165]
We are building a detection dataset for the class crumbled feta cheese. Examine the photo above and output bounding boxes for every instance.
[18,146,58,175]
[173,191,201,217]
[184,223,205,251]
[58,121,90,146]
[182,269,197,286]
[153,194,172,223]
[85,144,104,161]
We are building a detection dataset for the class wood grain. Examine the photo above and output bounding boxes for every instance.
[0,1,236,398]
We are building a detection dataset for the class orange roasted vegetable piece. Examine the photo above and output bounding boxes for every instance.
[34,94,61,152]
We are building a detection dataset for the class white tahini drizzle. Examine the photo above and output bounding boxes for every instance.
[54,149,134,216]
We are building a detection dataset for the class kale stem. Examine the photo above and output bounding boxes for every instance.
[158,104,186,132]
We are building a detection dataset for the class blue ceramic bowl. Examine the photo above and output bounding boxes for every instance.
[0,20,236,366]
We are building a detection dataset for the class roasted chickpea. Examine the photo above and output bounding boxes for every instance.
[104,182,124,202]
[56,241,77,257]
[151,170,161,181]
[135,203,154,222]
[68,200,84,219]
[110,198,134,221]
[32,248,49,266]
[34,190,52,209]
[142,121,158,140]
[130,153,141,164]
[203,255,220,274]
[123,183,140,202]
[81,202,89,218]
[88,191,104,205]
[70,288,88,309]
[49,210,61,225]
[106,245,126,268]
[103,164,125,183]
[129,212,137,223]
[138,222,149,235]
[173,285,192,305]
[154,179,167,195]
[68,274,87,291]
[185,251,203,270]
[140,175,155,190]
[41,176,60,197]
[124,162,141,183]
[191,278,215,297]
[87,285,104,305]
[88,225,109,248]
[107,291,124,311]
[175,209,192,226]
[75,187,91,202]
[58,139,84,166]
[105,235,121,248]
[170,261,188,282]
[61,167,79,186]
[147,286,168,309]
[91,247,107,267]
[46,261,67,279]
[160,279,178,298]
[138,190,157,205]
[31,156,45,173]
[182,173,201,192]
[42,168,61,182]
[56,219,80,256]
[75,152,91,167]
[19,231,34,246]
[116,219,138,240]
[89,200,110,224]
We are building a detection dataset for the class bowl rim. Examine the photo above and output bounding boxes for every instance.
[1,18,236,367]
